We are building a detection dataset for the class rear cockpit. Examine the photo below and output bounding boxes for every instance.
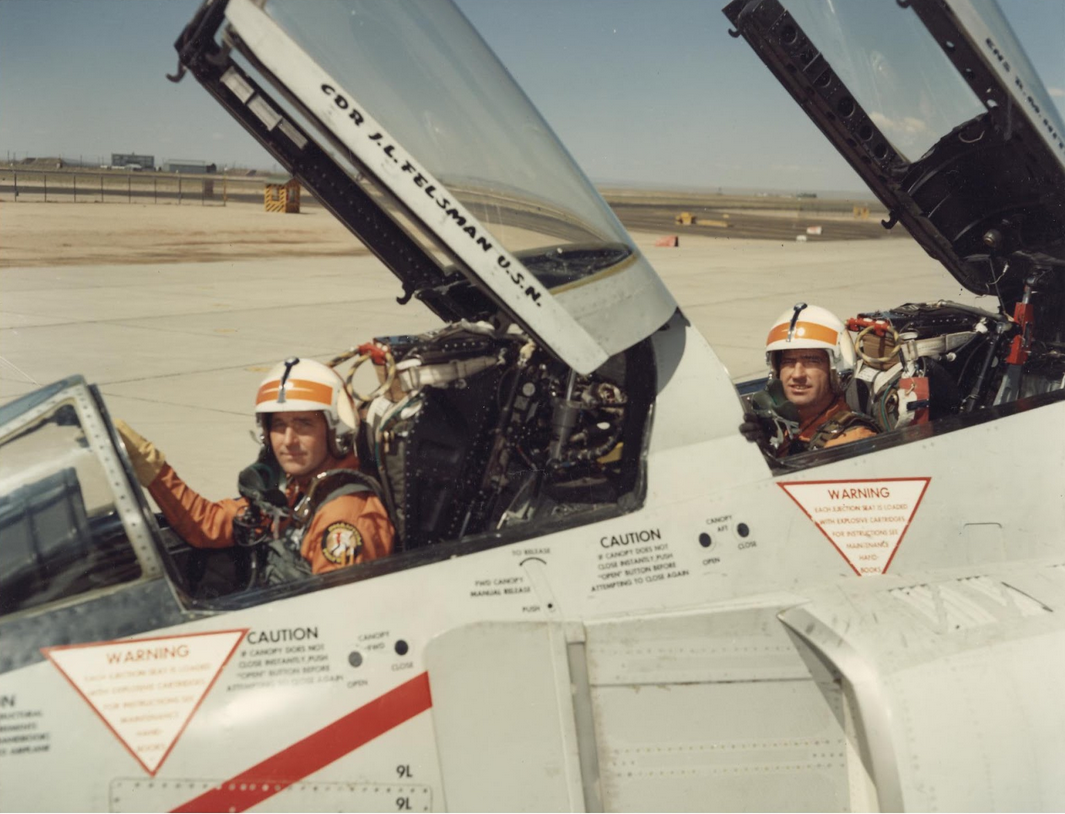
[726,0,1065,466]
[739,293,1065,469]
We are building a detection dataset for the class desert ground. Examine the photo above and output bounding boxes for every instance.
[0,200,365,268]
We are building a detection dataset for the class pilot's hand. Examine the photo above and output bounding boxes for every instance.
[115,419,166,486]
[738,411,770,446]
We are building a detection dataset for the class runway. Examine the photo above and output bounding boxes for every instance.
[607,201,901,242]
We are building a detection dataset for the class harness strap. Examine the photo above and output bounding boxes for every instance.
[807,409,879,450]
[261,469,383,586]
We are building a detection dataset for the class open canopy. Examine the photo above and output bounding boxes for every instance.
[724,0,1065,313]
[175,0,676,374]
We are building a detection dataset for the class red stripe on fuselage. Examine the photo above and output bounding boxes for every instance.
[172,672,432,813]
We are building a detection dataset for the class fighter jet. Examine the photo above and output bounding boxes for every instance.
[1,0,1062,810]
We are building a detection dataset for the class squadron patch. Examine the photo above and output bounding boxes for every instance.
[321,522,363,565]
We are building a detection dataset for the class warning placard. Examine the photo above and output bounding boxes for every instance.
[779,478,930,575]
[43,629,246,775]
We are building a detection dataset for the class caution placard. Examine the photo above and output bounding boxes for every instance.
[779,478,930,575]
[43,629,246,775]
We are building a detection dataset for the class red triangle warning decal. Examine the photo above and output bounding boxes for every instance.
[778,478,930,575]
[43,629,246,775]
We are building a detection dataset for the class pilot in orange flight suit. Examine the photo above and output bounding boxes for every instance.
[741,303,879,456]
[117,357,393,584]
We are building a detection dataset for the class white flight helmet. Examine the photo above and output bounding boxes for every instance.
[255,357,358,458]
[765,303,856,393]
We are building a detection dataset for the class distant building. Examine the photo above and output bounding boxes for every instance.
[111,153,155,170]
[163,159,218,175]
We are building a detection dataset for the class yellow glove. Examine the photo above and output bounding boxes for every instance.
[114,419,166,486]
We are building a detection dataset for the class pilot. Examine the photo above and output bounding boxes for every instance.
[117,357,394,584]
[741,303,879,455]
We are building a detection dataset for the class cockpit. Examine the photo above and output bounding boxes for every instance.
[725,0,1065,466]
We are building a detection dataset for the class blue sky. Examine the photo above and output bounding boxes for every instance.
[1,0,1061,192]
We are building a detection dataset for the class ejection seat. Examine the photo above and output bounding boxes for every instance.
[359,330,511,555]
[845,303,998,432]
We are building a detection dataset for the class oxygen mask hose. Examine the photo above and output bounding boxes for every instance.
[751,378,799,423]
[234,456,287,547]
[237,461,286,508]
[742,379,799,451]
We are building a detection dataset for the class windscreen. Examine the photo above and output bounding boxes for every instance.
[780,0,1065,167]
[0,398,142,615]
[263,0,637,278]
[781,0,984,163]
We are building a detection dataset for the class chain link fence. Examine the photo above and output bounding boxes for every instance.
[0,168,303,207]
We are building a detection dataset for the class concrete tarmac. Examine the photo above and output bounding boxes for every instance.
[0,230,993,498]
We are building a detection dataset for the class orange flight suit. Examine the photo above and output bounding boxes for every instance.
[147,452,393,575]
[778,396,879,457]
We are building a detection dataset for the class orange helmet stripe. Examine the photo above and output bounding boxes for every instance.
[256,378,334,406]
[766,320,839,346]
